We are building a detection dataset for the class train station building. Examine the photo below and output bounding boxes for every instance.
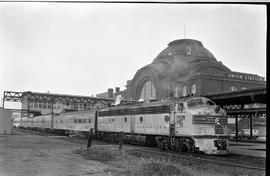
[122,38,266,140]
[125,39,265,100]
[4,39,266,117]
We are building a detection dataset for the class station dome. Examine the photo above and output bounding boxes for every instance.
[153,39,216,62]
[128,38,232,100]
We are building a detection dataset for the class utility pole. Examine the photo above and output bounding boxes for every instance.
[2,92,5,108]
[51,97,54,131]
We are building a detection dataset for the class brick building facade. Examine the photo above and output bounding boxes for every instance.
[126,39,265,100]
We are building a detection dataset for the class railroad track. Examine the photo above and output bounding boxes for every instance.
[14,128,96,145]
[15,128,265,171]
[129,148,265,171]
[14,128,54,136]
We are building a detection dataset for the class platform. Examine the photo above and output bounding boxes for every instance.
[228,141,266,158]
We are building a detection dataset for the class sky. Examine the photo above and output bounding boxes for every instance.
[0,3,267,108]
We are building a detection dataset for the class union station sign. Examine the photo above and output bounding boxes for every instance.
[227,72,265,82]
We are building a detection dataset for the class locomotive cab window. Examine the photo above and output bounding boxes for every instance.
[205,100,215,106]
[187,99,204,108]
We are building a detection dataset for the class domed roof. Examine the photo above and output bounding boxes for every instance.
[129,38,232,100]
[154,39,216,62]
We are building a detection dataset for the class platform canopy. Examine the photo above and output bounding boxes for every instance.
[205,86,266,105]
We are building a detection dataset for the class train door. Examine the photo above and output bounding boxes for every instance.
[174,102,186,132]
[130,115,135,140]
[94,111,98,135]
[51,114,54,131]
[169,104,176,145]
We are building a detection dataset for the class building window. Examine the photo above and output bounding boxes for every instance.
[48,103,51,109]
[139,80,157,100]
[230,86,237,91]
[70,104,74,109]
[38,102,42,109]
[175,87,181,97]
[62,103,66,109]
[43,102,47,109]
[87,104,92,110]
[34,101,38,108]
[182,85,187,96]
[79,103,83,110]
[29,101,33,108]
[186,45,192,55]
[191,84,196,95]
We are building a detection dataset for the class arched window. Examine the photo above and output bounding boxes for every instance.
[175,87,181,97]
[139,81,157,100]
[230,86,237,91]
[191,84,196,95]
[182,85,187,96]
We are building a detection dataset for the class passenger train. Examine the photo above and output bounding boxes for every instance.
[19,96,229,155]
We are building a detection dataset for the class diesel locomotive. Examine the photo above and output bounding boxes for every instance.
[19,96,229,155]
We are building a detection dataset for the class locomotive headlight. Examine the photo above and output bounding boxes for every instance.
[215,118,221,125]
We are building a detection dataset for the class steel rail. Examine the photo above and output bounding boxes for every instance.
[130,148,265,171]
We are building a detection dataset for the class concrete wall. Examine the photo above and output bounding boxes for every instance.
[0,108,12,134]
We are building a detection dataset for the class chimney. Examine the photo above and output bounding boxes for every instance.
[115,87,120,96]
[108,88,114,98]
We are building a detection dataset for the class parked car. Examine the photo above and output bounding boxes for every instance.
[229,129,259,139]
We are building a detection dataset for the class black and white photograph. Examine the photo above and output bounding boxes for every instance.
[0,1,266,176]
